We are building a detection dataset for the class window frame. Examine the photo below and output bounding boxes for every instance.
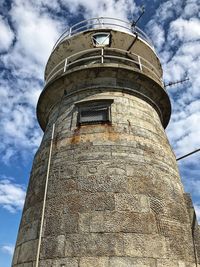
[92,32,111,47]
[76,99,113,126]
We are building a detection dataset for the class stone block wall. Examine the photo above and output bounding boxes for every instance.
[12,91,200,267]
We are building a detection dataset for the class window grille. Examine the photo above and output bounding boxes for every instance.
[77,101,112,125]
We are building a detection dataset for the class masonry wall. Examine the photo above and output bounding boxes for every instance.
[12,89,200,267]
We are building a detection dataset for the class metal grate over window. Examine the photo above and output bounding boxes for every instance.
[77,101,113,125]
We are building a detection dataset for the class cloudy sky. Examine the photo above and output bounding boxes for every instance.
[0,0,200,265]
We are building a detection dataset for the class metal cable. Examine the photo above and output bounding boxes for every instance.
[176,148,200,161]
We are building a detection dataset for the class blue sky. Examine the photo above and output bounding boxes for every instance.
[0,0,200,266]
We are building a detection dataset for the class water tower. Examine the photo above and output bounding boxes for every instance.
[12,17,200,267]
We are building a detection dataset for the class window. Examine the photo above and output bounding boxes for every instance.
[77,100,113,126]
[92,32,111,47]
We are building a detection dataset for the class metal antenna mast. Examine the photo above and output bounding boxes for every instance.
[164,77,189,88]
[131,5,145,27]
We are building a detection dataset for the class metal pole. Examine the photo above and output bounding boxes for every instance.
[35,123,55,267]
[101,48,104,64]
[35,91,66,266]
[64,58,68,73]
[138,56,142,71]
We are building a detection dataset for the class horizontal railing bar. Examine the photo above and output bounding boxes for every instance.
[70,17,131,31]
[70,23,131,36]
[66,56,101,67]
[140,57,161,78]
[46,47,162,85]
[46,68,63,83]
[52,17,154,51]
[104,55,140,66]
[46,58,66,81]
[67,48,101,61]
[142,65,163,85]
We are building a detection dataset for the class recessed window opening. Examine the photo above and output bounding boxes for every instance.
[77,100,113,126]
[92,32,111,47]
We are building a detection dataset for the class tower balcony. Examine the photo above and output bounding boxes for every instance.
[52,17,154,52]
[44,17,164,88]
[45,47,163,87]
[38,17,170,132]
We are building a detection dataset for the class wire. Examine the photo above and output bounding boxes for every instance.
[176,148,200,161]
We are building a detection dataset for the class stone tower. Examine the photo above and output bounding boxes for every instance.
[12,17,200,267]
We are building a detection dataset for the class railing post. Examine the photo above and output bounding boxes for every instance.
[69,27,72,37]
[138,56,142,71]
[101,48,104,64]
[64,58,68,72]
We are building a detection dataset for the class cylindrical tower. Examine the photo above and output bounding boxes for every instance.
[12,18,200,267]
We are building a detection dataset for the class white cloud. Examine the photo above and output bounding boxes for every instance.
[0,77,42,164]
[146,21,165,51]
[1,245,14,256]
[152,0,183,24]
[144,0,200,165]
[0,15,14,52]
[10,1,61,65]
[60,0,138,19]
[0,0,199,175]
[0,0,140,165]
[169,18,200,43]
[183,0,200,18]
[0,178,26,213]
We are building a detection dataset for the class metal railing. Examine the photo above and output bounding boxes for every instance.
[45,47,163,86]
[53,17,154,51]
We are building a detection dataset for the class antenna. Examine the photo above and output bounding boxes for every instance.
[164,77,189,88]
[176,148,200,161]
[131,5,145,27]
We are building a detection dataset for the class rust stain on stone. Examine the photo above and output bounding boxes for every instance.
[69,124,120,144]
[70,127,81,144]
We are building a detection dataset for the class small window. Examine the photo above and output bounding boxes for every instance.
[77,100,113,126]
[92,32,110,47]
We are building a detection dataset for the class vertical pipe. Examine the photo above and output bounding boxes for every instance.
[64,58,68,73]
[138,56,142,71]
[101,48,104,64]
[35,123,55,267]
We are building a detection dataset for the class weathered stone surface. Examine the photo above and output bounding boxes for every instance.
[12,71,199,267]
[77,174,130,193]
[39,257,79,267]
[12,245,20,265]
[44,212,78,236]
[65,233,124,256]
[123,233,167,258]
[79,211,157,234]
[46,192,115,217]
[156,259,197,267]
[115,193,150,212]
[16,220,39,245]
[13,263,33,267]
[40,235,65,259]
[80,257,109,267]
[109,257,156,267]
[18,240,37,263]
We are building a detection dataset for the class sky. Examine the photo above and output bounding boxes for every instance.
[0,0,199,266]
